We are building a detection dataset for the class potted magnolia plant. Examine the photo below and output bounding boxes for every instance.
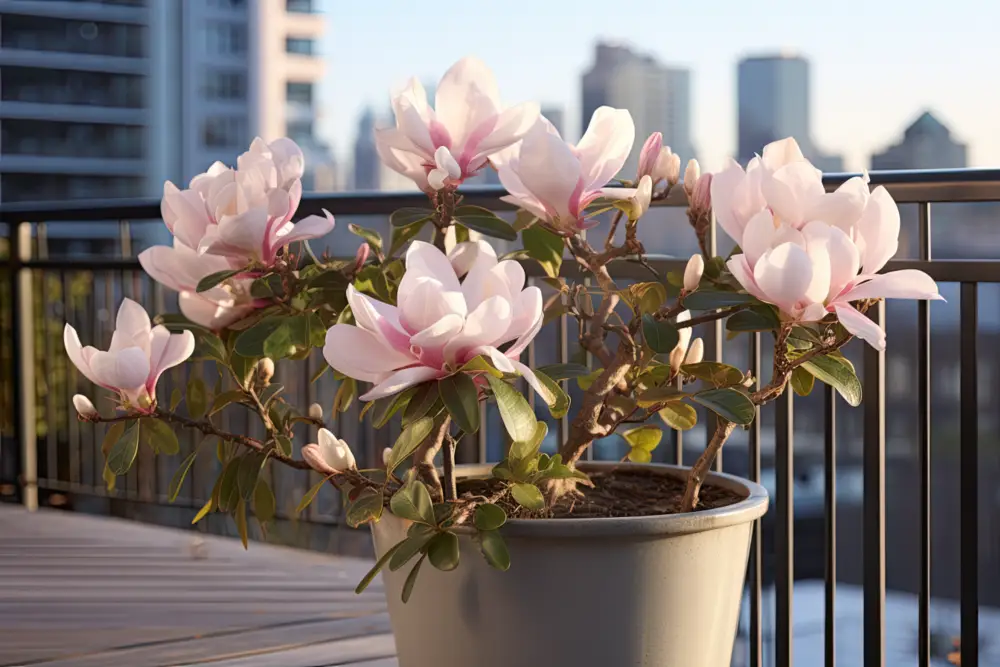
[64,57,941,667]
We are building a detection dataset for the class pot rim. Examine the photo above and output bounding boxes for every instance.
[451,461,769,539]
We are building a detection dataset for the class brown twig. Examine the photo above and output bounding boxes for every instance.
[412,416,451,499]
[680,418,736,511]
[671,304,751,328]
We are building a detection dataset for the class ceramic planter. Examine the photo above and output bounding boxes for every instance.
[371,462,769,667]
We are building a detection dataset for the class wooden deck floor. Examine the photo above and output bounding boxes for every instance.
[0,505,397,667]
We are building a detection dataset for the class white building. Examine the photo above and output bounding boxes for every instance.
[0,0,331,204]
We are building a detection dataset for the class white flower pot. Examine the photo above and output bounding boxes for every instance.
[371,462,769,667]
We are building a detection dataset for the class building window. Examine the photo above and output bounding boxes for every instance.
[203,116,247,148]
[1,174,143,203]
[0,119,143,159]
[0,14,145,58]
[205,22,247,55]
[285,38,316,55]
[285,82,313,105]
[204,70,247,100]
[2,67,144,108]
[287,121,313,142]
[286,0,315,11]
[208,0,246,6]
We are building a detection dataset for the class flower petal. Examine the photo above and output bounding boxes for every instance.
[64,324,105,387]
[109,299,152,355]
[575,106,635,190]
[89,347,150,393]
[513,121,582,224]
[346,285,410,350]
[726,254,769,302]
[856,186,900,274]
[838,270,942,302]
[753,243,814,314]
[274,209,335,249]
[504,286,543,357]
[509,358,548,398]
[443,295,512,364]
[147,326,195,394]
[323,325,416,383]
[360,366,443,402]
[833,304,886,350]
[179,292,250,330]
[761,161,825,228]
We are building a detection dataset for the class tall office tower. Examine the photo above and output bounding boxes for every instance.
[0,0,332,204]
[351,107,381,191]
[737,53,843,171]
[870,111,967,170]
[581,42,695,178]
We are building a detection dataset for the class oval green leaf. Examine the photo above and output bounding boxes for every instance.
[473,503,507,531]
[532,370,570,420]
[453,205,517,241]
[254,478,276,523]
[426,532,460,572]
[683,291,758,310]
[791,366,816,397]
[168,449,198,502]
[106,421,140,475]
[511,482,545,511]
[186,376,208,419]
[642,315,679,354]
[438,373,480,434]
[389,207,434,227]
[385,416,434,474]
[800,353,862,407]
[622,425,662,452]
[478,529,511,571]
[692,388,756,425]
[658,401,698,431]
[401,554,425,603]
[681,361,745,387]
[486,375,537,442]
[390,480,435,525]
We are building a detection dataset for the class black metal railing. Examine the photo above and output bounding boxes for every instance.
[3,170,1000,667]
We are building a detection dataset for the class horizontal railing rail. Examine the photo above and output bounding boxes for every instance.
[3,168,999,667]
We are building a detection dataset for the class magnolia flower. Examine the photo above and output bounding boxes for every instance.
[375,57,539,190]
[715,139,943,349]
[684,338,704,365]
[64,299,194,409]
[689,173,713,217]
[323,240,544,401]
[668,311,694,373]
[308,403,323,420]
[683,254,704,292]
[683,159,701,197]
[302,428,356,474]
[160,137,334,266]
[73,394,98,419]
[610,175,652,220]
[138,238,255,330]
[257,357,275,384]
[382,447,393,467]
[637,132,680,185]
[496,107,636,232]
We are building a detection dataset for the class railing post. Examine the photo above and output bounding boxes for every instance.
[13,222,38,510]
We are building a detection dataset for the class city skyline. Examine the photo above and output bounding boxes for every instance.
[321,0,997,173]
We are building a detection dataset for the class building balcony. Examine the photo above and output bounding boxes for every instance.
[0,47,148,75]
[0,154,145,175]
[0,168,998,667]
[0,0,146,24]
[0,100,148,125]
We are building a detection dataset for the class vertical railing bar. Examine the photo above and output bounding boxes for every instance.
[707,211,723,472]
[863,300,886,667]
[917,201,932,667]
[38,224,57,492]
[558,309,569,448]
[824,383,837,667]
[10,220,37,509]
[748,332,762,667]
[960,281,978,667]
[775,387,794,667]
[583,274,594,461]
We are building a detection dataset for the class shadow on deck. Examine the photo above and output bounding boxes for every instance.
[0,505,397,667]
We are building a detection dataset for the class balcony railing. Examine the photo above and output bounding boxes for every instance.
[2,169,1000,667]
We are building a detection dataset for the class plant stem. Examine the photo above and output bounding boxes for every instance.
[680,418,736,511]
[442,433,457,502]
[672,305,751,328]
[412,416,450,499]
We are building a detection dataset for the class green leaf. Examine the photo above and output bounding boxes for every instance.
[168,449,198,502]
[229,353,257,389]
[309,362,330,384]
[254,479,276,523]
[401,382,440,426]
[187,376,207,419]
[683,291,758,310]
[438,373,480,434]
[196,268,243,293]
[576,368,603,391]
[136,417,178,455]
[275,434,293,457]
[390,207,434,227]
[347,490,385,528]
[478,530,510,571]
[238,452,265,501]
[333,378,356,413]
[390,480,435,525]
[250,273,285,299]
[536,363,591,381]
[389,530,435,571]
[522,225,564,278]
[191,498,213,525]
[369,389,414,428]
[218,459,241,512]
[692,388,756,425]
[106,421,140,475]
[681,361,745,387]
[799,353,862,407]
[234,317,286,357]
[458,355,503,378]
[636,385,685,407]
[532,370,570,419]
[401,554,425,603]
[622,425,662,452]
[791,367,815,396]
[262,322,294,360]
[209,389,246,416]
[235,498,249,549]
[389,218,428,256]
[426,532,460,571]
[296,476,330,514]
[169,387,183,411]
[626,282,668,314]
[508,420,547,468]
[385,416,435,473]
[349,223,383,254]
[658,401,698,431]
[356,539,407,594]
[486,375,537,443]
[628,448,652,463]
[511,482,545,511]
[474,503,507,531]
[726,307,781,332]
[642,315,679,354]
[452,205,517,241]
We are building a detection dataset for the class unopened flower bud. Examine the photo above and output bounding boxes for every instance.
[308,403,323,420]
[691,173,713,215]
[382,447,393,467]
[684,338,704,365]
[636,132,663,181]
[664,152,681,186]
[302,428,356,475]
[427,146,462,191]
[669,346,686,373]
[627,175,653,220]
[683,159,701,196]
[257,357,275,384]
[353,243,370,273]
[73,394,98,419]
[683,254,704,292]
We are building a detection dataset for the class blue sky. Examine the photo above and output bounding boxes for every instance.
[319,0,1000,172]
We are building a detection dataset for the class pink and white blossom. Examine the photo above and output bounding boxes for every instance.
[323,240,544,401]
[302,429,356,474]
[495,107,636,232]
[63,299,194,410]
[375,57,539,190]
[636,132,680,185]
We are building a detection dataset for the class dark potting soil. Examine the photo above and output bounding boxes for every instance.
[460,467,744,519]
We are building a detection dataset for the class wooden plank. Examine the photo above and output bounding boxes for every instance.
[194,634,397,667]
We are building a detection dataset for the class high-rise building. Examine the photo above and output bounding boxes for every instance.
[737,53,842,171]
[580,42,695,178]
[0,0,331,204]
[352,107,381,191]
[870,111,967,170]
